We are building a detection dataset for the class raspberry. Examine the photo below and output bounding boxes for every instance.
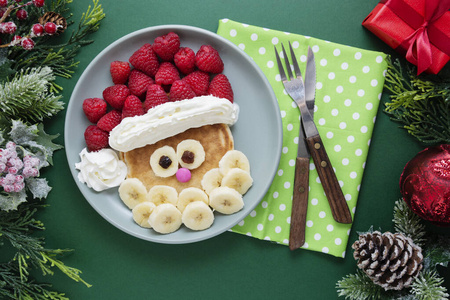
[103,84,130,110]
[110,61,131,85]
[208,74,234,102]
[195,45,224,74]
[174,47,196,74]
[84,125,109,152]
[169,80,196,101]
[128,69,154,98]
[153,32,180,61]
[97,109,122,132]
[144,84,169,111]
[183,70,210,96]
[129,43,159,77]
[82,98,107,123]
[44,22,57,35]
[122,95,145,119]
[155,62,180,86]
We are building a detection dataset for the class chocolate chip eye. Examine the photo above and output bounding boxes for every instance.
[158,155,172,169]
[181,151,195,164]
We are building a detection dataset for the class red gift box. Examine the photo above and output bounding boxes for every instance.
[362,0,450,74]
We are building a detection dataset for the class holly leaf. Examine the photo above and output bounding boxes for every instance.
[0,191,27,212]
[25,178,52,199]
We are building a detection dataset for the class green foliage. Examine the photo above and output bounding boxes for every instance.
[392,199,426,247]
[0,67,64,123]
[383,57,450,144]
[337,200,449,300]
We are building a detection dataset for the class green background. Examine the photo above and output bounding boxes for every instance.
[36,0,449,299]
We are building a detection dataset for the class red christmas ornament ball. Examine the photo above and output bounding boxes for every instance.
[400,144,450,226]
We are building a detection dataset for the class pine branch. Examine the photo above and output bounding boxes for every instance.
[336,270,387,300]
[410,271,449,300]
[392,199,426,247]
[383,57,450,144]
[0,67,64,123]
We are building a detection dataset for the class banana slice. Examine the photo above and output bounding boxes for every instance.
[132,202,156,228]
[221,168,253,195]
[118,178,148,209]
[177,187,209,213]
[218,150,250,176]
[147,185,178,206]
[209,186,244,214]
[176,139,205,169]
[201,168,223,195]
[182,201,214,231]
[148,203,182,234]
[149,145,178,178]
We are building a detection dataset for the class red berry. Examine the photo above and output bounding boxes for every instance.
[31,23,44,36]
[16,9,28,20]
[33,0,45,7]
[44,22,57,35]
[153,32,180,61]
[195,45,224,74]
[122,95,145,119]
[21,38,34,50]
[208,74,234,102]
[174,47,196,74]
[144,84,169,111]
[0,22,17,34]
[84,125,109,152]
[169,80,196,102]
[110,61,131,85]
[0,0,7,7]
[155,62,180,86]
[183,70,210,96]
[129,43,159,77]
[97,110,122,132]
[102,84,130,110]
[127,69,154,98]
[82,98,107,123]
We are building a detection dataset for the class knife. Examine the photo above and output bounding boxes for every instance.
[289,47,316,250]
[295,46,352,225]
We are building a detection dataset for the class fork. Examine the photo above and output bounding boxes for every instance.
[275,43,352,225]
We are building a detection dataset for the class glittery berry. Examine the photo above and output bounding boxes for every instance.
[33,0,45,7]
[0,0,8,7]
[0,22,17,34]
[31,23,44,36]
[21,38,35,50]
[16,9,28,20]
[44,22,57,35]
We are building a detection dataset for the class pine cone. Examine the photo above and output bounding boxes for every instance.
[352,231,423,291]
[38,12,67,35]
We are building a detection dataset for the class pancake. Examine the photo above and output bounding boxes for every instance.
[121,123,234,193]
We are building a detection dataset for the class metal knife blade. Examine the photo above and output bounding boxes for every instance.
[289,47,316,250]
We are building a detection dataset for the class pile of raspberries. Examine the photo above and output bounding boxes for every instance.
[82,31,234,152]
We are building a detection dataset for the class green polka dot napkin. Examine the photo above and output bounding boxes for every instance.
[217,19,387,258]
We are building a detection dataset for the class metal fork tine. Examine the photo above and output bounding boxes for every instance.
[274,46,287,82]
[289,42,302,79]
[281,43,294,80]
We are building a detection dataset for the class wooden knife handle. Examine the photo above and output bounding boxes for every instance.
[289,157,310,250]
[305,135,352,224]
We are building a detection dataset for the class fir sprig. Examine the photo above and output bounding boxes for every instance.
[337,199,449,300]
[383,57,450,144]
[0,67,64,123]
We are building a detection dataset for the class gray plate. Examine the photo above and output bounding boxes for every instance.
[65,25,282,244]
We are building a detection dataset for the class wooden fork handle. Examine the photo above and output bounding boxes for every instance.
[289,157,309,250]
[306,134,353,224]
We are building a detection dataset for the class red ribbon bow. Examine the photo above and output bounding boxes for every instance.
[384,0,450,74]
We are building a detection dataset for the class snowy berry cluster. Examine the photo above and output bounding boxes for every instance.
[0,0,54,50]
[0,141,40,193]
